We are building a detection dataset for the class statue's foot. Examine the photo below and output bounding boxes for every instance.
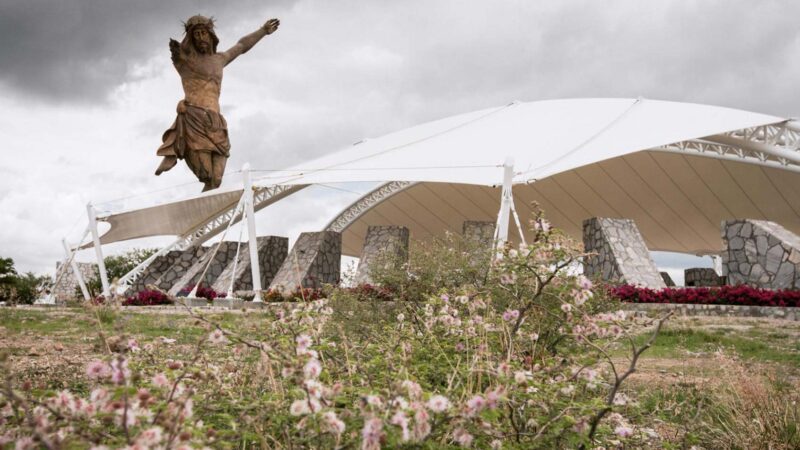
[155,157,177,175]
[202,182,214,192]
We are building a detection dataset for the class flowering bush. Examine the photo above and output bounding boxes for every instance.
[0,210,669,448]
[123,289,173,306]
[262,286,325,302]
[611,284,800,307]
[177,284,226,301]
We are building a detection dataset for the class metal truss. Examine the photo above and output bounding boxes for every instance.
[653,121,800,173]
[325,181,416,232]
[115,184,307,292]
[176,184,307,250]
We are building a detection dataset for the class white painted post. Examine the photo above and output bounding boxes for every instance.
[242,163,263,301]
[495,157,515,249]
[86,203,110,297]
[63,238,91,301]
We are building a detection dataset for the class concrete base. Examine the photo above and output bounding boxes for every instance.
[212,298,245,309]
[175,297,209,307]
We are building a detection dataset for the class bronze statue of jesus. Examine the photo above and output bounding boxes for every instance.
[155,15,279,191]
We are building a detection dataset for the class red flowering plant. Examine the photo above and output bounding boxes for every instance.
[611,284,800,307]
[177,284,226,301]
[123,289,173,306]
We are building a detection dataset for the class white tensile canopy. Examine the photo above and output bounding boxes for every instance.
[82,98,800,279]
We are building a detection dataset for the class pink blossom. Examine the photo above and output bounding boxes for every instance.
[208,329,227,345]
[499,273,517,285]
[615,425,634,437]
[290,399,310,416]
[110,358,130,385]
[426,395,450,413]
[391,410,411,442]
[534,218,551,233]
[578,275,593,290]
[453,427,474,447]
[465,395,486,417]
[561,303,572,313]
[127,338,141,353]
[86,360,111,380]
[361,418,384,450]
[413,407,431,441]
[402,380,423,400]
[295,334,312,353]
[440,294,450,302]
[502,309,519,322]
[303,358,322,380]
[365,394,383,408]
[14,437,35,450]
[135,427,164,446]
[151,372,169,388]
[322,411,345,435]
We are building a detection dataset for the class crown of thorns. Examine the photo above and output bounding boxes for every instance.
[183,15,215,32]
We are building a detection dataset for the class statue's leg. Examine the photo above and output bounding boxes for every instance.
[185,151,214,189]
[210,154,228,190]
[155,156,177,175]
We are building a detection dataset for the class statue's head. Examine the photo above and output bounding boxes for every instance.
[182,15,219,55]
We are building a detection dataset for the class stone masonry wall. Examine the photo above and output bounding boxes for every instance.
[269,231,341,292]
[168,242,240,296]
[721,219,800,289]
[211,236,288,294]
[684,268,723,287]
[129,250,182,294]
[53,262,97,301]
[354,226,409,285]
[153,248,206,292]
[462,221,496,249]
[582,217,665,288]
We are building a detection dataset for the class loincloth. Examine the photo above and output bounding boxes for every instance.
[157,101,230,159]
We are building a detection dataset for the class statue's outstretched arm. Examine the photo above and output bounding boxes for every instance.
[221,18,279,65]
[169,38,181,64]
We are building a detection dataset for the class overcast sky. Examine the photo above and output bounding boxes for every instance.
[2,0,799,283]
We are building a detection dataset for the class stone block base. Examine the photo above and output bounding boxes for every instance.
[684,268,723,287]
[269,231,341,292]
[211,236,288,294]
[582,217,665,288]
[722,219,800,289]
[354,226,409,284]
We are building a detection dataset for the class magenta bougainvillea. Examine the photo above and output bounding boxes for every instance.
[610,284,800,308]
[123,289,173,306]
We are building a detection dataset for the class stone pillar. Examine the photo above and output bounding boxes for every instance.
[463,221,496,249]
[721,219,800,289]
[684,268,723,287]
[354,226,409,285]
[129,250,182,293]
[269,231,341,292]
[53,262,97,301]
[582,217,666,288]
[167,242,240,296]
[153,247,206,292]
[660,272,676,287]
[211,236,288,294]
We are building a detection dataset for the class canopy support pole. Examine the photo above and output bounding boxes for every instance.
[242,163,263,301]
[87,203,110,297]
[494,157,515,251]
[63,238,91,301]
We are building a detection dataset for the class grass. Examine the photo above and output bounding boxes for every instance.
[623,320,800,368]
[2,306,799,448]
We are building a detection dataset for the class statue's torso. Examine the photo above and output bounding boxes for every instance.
[176,54,224,113]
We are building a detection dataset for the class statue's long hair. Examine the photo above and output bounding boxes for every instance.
[179,15,220,57]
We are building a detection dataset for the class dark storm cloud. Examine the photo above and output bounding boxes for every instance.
[0,0,293,103]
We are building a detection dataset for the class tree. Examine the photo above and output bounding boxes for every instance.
[83,248,158,298]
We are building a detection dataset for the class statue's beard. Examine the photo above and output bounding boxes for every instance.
[194,40,211,54]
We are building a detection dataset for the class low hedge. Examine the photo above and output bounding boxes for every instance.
[610,284,800,308]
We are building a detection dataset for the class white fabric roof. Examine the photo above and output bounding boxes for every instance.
[256,98,785,186]
[90,98,791,251]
